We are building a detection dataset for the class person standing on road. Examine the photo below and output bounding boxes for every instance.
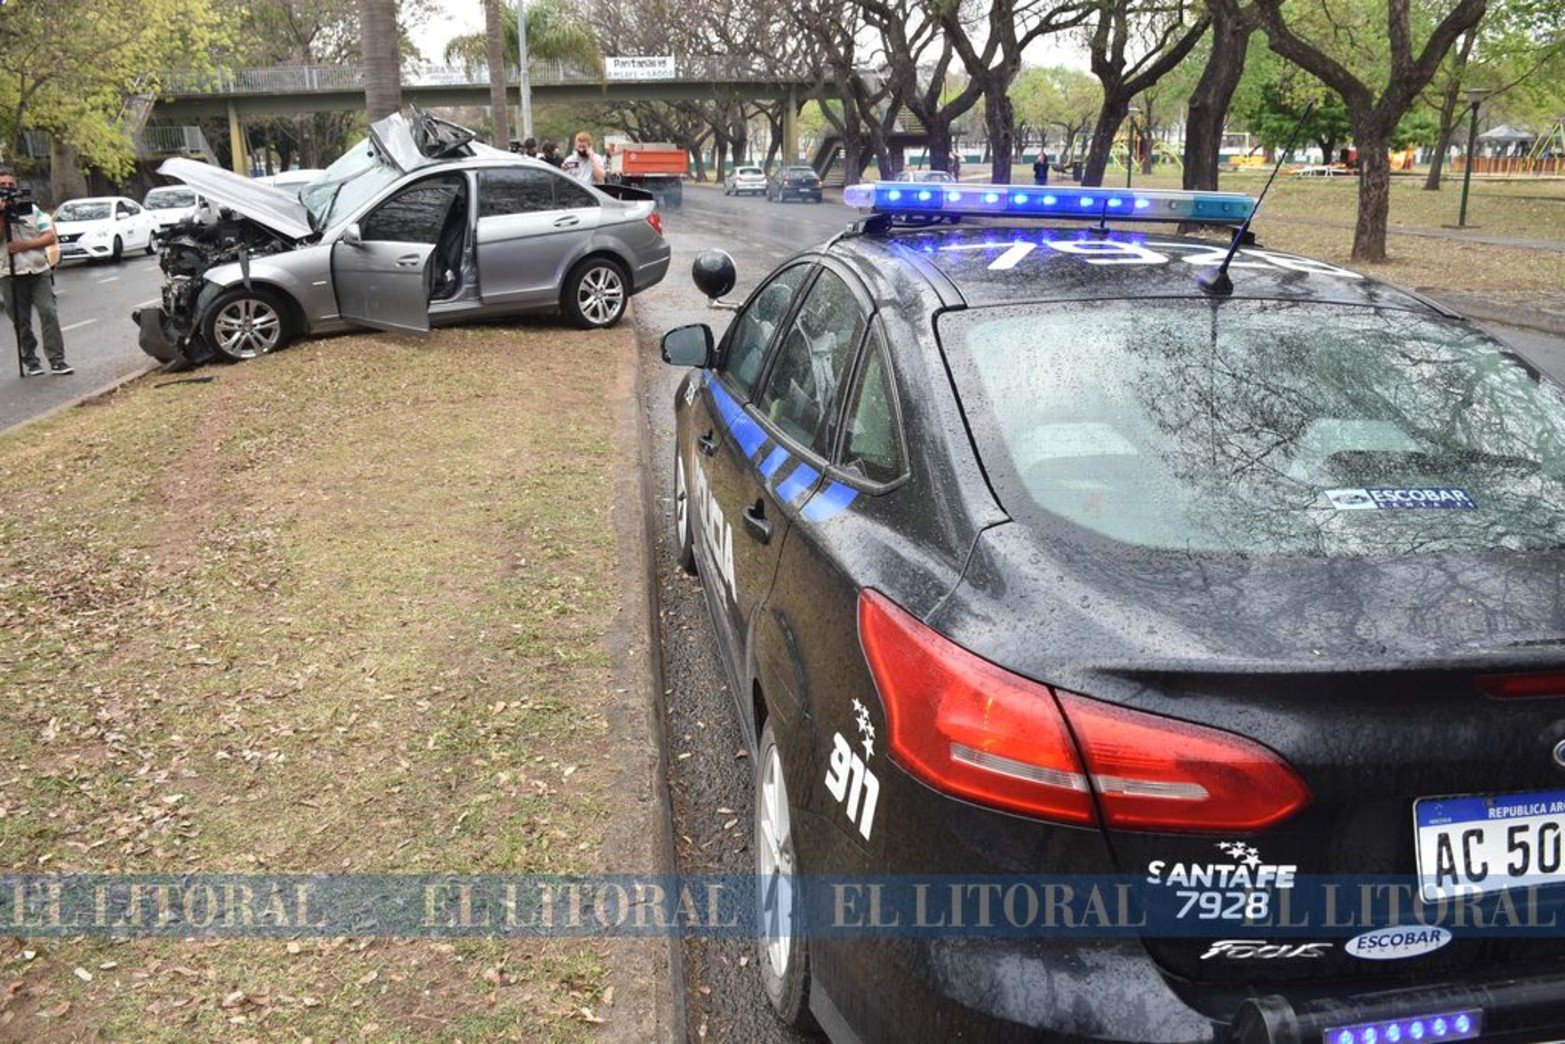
[560,131,605,186]
[540,141,563,168]
[1033,154,1050,186]
[0,168,70,377]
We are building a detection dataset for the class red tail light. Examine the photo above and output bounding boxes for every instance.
[857,590,1311,832]
[1478,673,1565,699]
[646,212,663,235]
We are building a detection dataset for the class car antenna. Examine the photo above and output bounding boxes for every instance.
[1198,101,1313,297]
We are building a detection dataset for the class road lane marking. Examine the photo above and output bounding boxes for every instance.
[97,276,120,283]
[61,318,98,332]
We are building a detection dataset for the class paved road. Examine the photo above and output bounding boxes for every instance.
[632,186,1565,1043]
[0,254,162,433]
[634,188,845,1044]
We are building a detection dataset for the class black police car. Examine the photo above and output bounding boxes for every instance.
[660,183,1565,1043]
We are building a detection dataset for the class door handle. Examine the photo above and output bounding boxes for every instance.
[395,254,422,268]
[696,430,717,456]
[553,215,580,227]
[743,501,772,544]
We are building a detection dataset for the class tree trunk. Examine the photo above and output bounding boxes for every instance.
[926,116,953,173]
[49,140,88,205]
[1424,114,1458,191]
[484,0,509,147]
[984,84,1017,183]
[1424,29,1475,191]
[360,0,402,122]
[1082,96,1130,186]
[1183,12,1255,191]
[1352,126,1392,262]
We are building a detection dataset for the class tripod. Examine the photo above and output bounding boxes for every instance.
[3,201,32,379]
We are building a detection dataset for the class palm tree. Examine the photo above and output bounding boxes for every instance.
[360,0,402,121]
[443,0,600,74]
[484,0,509,147]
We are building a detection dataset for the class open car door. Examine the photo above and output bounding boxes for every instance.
[330,233,435,334]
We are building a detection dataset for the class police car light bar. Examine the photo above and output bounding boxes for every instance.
[842,182,1256,224]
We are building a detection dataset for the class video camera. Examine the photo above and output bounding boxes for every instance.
[0,184,34,212]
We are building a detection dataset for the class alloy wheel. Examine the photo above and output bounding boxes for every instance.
[577,265,625,326]
[212,297,283,359]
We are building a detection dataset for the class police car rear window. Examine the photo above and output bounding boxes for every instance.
[939,300,1565,555]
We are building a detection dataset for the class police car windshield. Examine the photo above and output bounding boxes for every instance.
[940,300,1565,555]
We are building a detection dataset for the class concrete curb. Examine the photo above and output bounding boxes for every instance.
[602,302,688,1044]
[1,360,159,438]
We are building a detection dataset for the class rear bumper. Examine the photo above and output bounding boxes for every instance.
[1232,971,1565,1043]
[813,934,1565,1043]
[632,243,672,293]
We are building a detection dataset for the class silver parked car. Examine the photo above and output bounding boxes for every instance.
[135,111,671,366]
[724,165,767,196]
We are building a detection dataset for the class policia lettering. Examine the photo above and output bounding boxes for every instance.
[691,459,738,604]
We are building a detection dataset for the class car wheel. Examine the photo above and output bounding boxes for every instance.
[755,718,818,1031]
[674,449,696,575]
[145,234,157,255]
[203,286,293,361]
[561,257,628,329]
[110,236,122,262]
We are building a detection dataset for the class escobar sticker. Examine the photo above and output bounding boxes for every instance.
[1326,487,1478,511]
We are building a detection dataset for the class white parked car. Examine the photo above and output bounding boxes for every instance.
[53,196,158,263]
[254,169,326,197]
[143,185,211,243]
[724,165,767,196]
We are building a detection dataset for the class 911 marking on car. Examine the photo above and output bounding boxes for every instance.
[826,701,881,840]
[939,238,1362,278]
[691,461,737,605]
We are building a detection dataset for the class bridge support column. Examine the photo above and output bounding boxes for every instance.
[227,101,248,175]
[783,85,800,166]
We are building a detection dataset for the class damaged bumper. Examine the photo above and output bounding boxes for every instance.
[132,304,211,368]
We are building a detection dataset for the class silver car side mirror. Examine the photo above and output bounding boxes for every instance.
[341,223,364,247]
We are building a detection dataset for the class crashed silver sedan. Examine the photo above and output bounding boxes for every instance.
[135,111,671,365]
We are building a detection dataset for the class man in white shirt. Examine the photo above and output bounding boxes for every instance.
[560,131,605,187]
[0,167,69,377]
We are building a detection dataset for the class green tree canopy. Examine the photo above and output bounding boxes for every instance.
[0,0,228,176]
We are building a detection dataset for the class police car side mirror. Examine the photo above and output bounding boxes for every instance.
[691,249,737,301]
[661,324,714,368]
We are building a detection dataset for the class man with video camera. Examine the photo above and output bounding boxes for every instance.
[0,166,70,377]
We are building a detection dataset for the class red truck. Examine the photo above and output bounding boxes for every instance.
[606,142,687,209]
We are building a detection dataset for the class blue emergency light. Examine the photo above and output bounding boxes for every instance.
[1323,1009,1481,1044]
[842,182,1256,224]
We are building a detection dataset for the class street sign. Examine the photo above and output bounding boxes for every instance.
[605,56,677,81]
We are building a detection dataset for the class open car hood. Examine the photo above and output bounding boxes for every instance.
[158,158,313,240]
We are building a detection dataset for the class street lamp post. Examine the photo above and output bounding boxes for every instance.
[1126,107,1140,189]
[1457,87,1491,228]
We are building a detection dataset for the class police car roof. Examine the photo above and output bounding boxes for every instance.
[828,224,1449,316]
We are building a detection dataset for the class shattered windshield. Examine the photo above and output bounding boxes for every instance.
[300,139,402,231]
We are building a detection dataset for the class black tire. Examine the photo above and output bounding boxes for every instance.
[110,236,122,262]
[201,285,294,361]
[560,256,628,329]
[145,234,157,255]
[755,718,818,1032]
[674,448,696,575]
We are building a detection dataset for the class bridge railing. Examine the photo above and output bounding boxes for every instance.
[161,58,811,96]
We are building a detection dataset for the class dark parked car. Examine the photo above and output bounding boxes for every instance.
[659,181,1565,1043]
[766,165,823,203]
